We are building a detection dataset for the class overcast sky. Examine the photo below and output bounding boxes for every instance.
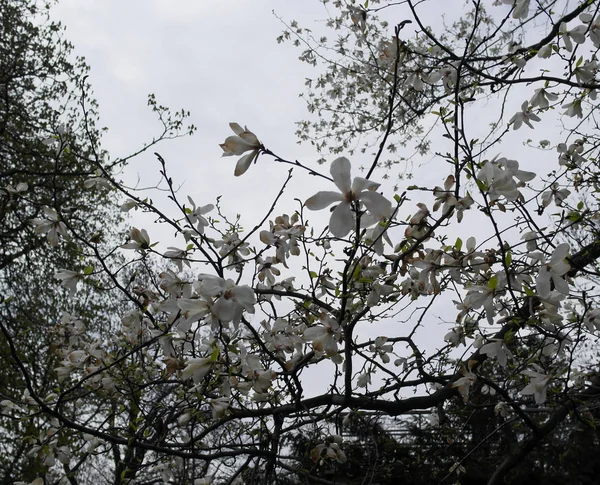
[52,1,332,219]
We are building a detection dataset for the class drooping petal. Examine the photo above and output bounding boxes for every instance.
[330,157,352,194]
[552,275,570,295]
[213,296,235,322]
[234,151,257,176]
[305,191,345,210]
[550,261,570,277]
[360,191,392,219]
[329,202,354,237]
[231,285,256,310]
[536,267,551,298]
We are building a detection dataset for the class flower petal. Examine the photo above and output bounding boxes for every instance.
[536,267,551,298]
[234,151,257,176]
[552,275,570,295]
[305,191,344,210]
[352,176,380,193]
[329,202,354,237]
[550,243,570,264]
[221,136,253,156]
[360,191,392,219]
[330,157,352,194]
[229,122,244,135]
[239,131,259,146]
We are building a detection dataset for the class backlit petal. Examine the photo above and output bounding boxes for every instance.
[360,191,392,219]
[234,151,257,176]
[305,191,344,210]
[329,202,354,237]
[330,157,352,194]
[352,176,380,193]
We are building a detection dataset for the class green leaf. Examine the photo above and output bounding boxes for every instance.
[83,265,94,275]
[476,179,488,191]
[454,237,463,252]
[488,275,498,290]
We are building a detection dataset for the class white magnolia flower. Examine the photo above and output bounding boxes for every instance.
[310,436,347,464]
[120,199,137,212]
[529,88,558,109]
[574,59,598,84]
[55,270,82,296]
[195,275,256,323]
[521,231,539,252]
[1,182,28,196]
[451,369,477,403]
[557,139,585,166]
[429,64,458,92]
[186,196,214,234]
[559,22,587,52]
[562,99,583,118]
[520,365,551,404]
[181,357,213,384]
[31,207,69,246]
[535,243,570,298]
[480,338,513,367]
[501,0,529,19]
[477,157,535,202]
[210,397,230,419]
[444,326,465,347]
[122,227,151,250]
[509,101,541,129]
[540,183,570,207]
[305,157,392,238]
[164,247,190,271]
[584,308,600,333]
[494,402,510,417]
[220,122,262,176]
[303,314,343,363]
[588,16,600,47]
[537,43,553,58]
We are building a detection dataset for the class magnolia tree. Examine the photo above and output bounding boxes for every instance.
[3,0,600,484]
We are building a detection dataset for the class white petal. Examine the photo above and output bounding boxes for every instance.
[239,130,259,146]
[305,191,344,210]
[229,122,244,135]
[550,243,570,264]
[352,177,379,193]
[213,297,234,322]
[304,326,326,341]
[550,261,570,276]
[329,202,354,237]
[330,157,352,194]
[552,275,570,295]
[360,191,392,219]
[234,151,257,176]
[536,267,551,298]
